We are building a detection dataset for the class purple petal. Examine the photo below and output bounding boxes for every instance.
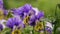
[29,15,36,26]
[0,24,3,31]
[6,16,23,29]
[36,11,44,20]
[4,10,8,16]
[23,4,32,13]
[0,0,3,8]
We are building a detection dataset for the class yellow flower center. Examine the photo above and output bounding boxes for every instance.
[24,16,30,25]
[0,9,4,20]
[34,21,44,31]
[12,29,21,34]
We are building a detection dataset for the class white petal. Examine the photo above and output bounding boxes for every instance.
[46,22,53,29]
[0,19,7,28]
[32,7,39,15]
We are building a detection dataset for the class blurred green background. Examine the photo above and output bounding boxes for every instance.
[3,0,60,34]
[3,0,60,18]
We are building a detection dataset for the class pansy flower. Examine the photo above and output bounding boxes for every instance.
[6,16,23,29]
[6,16,24,34]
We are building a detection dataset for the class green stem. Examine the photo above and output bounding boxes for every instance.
[32,26,34,34]
[43,21,46,34]
[54,5,57,34]
[53,19,58,34]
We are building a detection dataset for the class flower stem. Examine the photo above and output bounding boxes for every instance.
[53,19,58,34]
[32,26,34,34]
[53,5,58,34]
[43,21,46,34]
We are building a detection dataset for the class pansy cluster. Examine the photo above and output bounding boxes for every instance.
[0,0,53,34]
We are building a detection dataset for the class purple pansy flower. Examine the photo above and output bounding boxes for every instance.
[6,16,23,29]
[36,11,44,20]
[0,24,3,31]
[11,4,33,20]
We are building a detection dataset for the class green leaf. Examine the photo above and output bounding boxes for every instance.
[1,28,11,34]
